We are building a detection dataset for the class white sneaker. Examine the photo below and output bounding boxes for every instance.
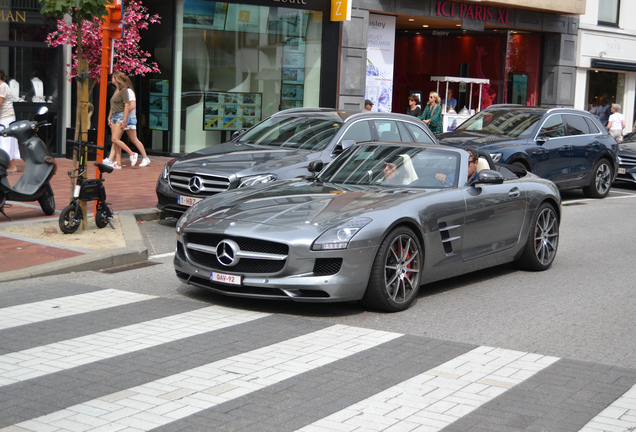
[130,153,138,166]
[102,158,113,166]
[112,162,122,169]
[139,157,151,167]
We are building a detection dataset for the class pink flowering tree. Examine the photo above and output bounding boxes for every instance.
[40,0,161,137]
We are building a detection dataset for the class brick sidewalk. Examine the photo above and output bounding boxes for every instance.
[0,154,171,272]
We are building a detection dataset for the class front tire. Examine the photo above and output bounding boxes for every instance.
[583,159,612,198]
[38,183,56,215]
[515,203,559,271]
[95,204,111,229]
[59,205,82,234]
[362,227,422,312]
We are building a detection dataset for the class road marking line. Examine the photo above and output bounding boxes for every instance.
[0,306,269,387]
[7,325,402,432]
[298,346,559,432]
[0,289,155,331]
[578,384,636,432]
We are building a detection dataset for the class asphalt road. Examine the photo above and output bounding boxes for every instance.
[4,183,636,370]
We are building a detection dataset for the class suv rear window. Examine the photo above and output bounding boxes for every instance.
[565,114,591,136]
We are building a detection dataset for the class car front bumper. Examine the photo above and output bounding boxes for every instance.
[174,236,378,303]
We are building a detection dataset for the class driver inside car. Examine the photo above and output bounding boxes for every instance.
[435,147,479,186]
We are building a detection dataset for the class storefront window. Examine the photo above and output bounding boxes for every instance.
[586,70,625,123]
[176,0,323,153]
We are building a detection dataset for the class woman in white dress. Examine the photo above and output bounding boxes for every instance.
[0,69,19,173]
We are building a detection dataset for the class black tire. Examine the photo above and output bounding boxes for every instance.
[38,183,56,215]
[59,205,82,234]
[515,202,559,271]
[512,161,530,171]
[95,205,110,229]
[583,158,613,198]
[362,226,423,312]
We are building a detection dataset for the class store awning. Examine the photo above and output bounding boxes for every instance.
[591,59,636,72]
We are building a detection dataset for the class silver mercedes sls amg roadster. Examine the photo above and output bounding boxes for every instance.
[174,143,561,312]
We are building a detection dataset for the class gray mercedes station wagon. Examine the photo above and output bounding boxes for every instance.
[156,108,437,215]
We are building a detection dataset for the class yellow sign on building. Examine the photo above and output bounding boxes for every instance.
[330,0,351,21]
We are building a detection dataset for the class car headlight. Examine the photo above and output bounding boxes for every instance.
[161,158,177,180]
[239,174,277,188]
[490,152,503,163]
[311,217,372,251]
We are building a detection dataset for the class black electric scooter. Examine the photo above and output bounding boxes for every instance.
[0,106,56,220]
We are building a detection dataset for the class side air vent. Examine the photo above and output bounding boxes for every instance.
[438,221,461,254]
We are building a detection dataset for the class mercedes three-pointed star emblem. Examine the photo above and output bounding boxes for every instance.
[215,240,240,266]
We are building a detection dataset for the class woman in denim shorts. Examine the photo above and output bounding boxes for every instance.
[104,72,150,168]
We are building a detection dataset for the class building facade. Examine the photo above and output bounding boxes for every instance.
[1,0,593,157]
[574,0,636,133]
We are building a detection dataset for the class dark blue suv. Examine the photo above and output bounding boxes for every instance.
[437,106,618,198]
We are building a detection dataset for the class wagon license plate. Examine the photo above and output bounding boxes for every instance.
[618,167,626,175]
[178,195,203,206]
[211,271,242,286]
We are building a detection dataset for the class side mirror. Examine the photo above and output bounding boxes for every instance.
[475,169,504,185]
[333,139,356,155]
[536,136,548,145]
[308,160,323,174]
[231,129,246,140]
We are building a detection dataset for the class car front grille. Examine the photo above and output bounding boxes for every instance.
[169,170,231,196]
[184,233,289,274]
[618,154,636,168]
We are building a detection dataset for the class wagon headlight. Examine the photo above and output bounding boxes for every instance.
[239,174,277,188]
[161,158,177,180]
[312,217,372,251]
[490,152,503,162]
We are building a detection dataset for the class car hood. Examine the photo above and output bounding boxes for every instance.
[172,142,319,176]
[181,180,433,234]
[618,141,636,156]
[437,130,526,150]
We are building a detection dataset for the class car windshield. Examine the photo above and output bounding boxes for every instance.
[237,115,342,151]
[319,144,460,189]
[457,110,543,137]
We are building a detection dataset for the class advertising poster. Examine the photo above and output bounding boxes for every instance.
[203,91,262,131]
[149,79,169,131]
[365,14,396,112]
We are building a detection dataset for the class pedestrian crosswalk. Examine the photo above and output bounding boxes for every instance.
[1,285,635,432]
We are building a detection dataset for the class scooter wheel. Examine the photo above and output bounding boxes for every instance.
[38,184,56,216]
[95,206,111,229]
[59,205,82,234]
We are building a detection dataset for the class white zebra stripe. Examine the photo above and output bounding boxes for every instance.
[579,384,636,432]
[0,305,269,387]
[6,325,402,432]
[0,289,155,331]
[298,345,559,432]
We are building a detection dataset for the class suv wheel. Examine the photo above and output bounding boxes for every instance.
[583,159,612,199]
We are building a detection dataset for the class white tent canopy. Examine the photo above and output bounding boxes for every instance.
[430,76,490,113]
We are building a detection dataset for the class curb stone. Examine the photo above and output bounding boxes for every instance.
[0,208,167,283]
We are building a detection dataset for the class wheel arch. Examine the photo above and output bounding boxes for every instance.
[507,153,533,171]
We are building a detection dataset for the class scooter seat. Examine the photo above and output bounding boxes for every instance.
[95,162,114,174]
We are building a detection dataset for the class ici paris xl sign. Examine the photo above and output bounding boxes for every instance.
[436,1,512,25]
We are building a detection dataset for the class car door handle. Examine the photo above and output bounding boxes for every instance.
[509,187,521,198]
[559,145,573,151]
